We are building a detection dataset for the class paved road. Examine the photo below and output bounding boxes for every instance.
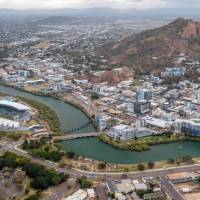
[160,176,185,200]
[53,132,101,140]
[1,141,200,200]
[1,141,200,180]
[48,181,68,200]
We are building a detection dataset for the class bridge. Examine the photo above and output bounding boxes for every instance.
[65,121,94,134]
[53,132,102,141]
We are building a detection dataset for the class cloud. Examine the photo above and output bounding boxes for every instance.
[0,0,199,9]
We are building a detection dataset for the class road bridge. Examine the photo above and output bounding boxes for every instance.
[53,132,102,140]
[65,121,94,134]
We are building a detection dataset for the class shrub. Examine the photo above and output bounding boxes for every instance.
[98,162,107,169]
[147,161,155,169]
[137,164,145,171]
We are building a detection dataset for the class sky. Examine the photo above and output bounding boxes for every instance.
[0,0,200,10]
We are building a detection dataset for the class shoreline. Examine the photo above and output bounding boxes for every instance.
[2,82,200,169]
[15,138,200,173]
[0,81,97,132]
[98,134,200,152]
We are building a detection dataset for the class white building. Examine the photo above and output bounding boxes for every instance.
[175,119,200,137]
[3,74,19,82]
[115,192,126,200]
[161,67,186,77]
[0,100,30,112]
[0,118,20,130]
[18,70,30,78]
[108,124,155,140]
[65,189,87,200]
[108,124,135,140]
[145,117,172,130]
[133,182,148,191]
[87,189,95,199]
[92,83,107,95]
[136,89,152,101]
[96,115,110,130]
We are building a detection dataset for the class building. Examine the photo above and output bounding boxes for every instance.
[136,89,152,101]
[108,124,135,140]
[92,83,107,95]
[0,117,20,131]
[106,180,118,194]
[0,99,31,121]
[175,119,200,136]
[134,100,151,114]
[18,70,30,78]
[133,182,148,191]
[197,88,200,103]
[87,189,95,199]
[0,100,30,113]
[145,117,173,130]
[3,74,18,82]
[115,192,126,200]
[108,124,155,140]
[161,67,186,77]
[96,115,110,130]
[116,179,135,194]
[65,189,87,200]
[150,75,162,84]
[143,192,166,200]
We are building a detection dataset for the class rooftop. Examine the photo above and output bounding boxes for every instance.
[0,100,30,112]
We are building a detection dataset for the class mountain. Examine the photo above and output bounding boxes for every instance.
[1,8,200,19]
[100,18,200,74]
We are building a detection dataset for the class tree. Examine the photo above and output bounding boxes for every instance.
[66,151,76,159]
[137,164,145,171]
[24,193,40,200]
[98,162,107,169]
[23,163,47,178]
[91,93,99,100]
[1,152,18,168]
[167,158,175,164]
[147,161,155,169]
[31,176,49,190]
[181,155,192,162]
[109,193,115,199]
[76,177,92,189]
[137,190,148,198]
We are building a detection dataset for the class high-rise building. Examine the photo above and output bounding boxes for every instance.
[134,100,151,114]
[136,89,152,101]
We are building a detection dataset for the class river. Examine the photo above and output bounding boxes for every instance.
[1,84,200,164]
[0,85,95,133]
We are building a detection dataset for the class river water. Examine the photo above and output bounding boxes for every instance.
[1,84,200,164]
[0,85,94,133]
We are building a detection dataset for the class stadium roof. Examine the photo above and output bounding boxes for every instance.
[0,100,30,111]
[0,117,20,128]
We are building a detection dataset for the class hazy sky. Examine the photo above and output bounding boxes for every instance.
[0,0,199,9]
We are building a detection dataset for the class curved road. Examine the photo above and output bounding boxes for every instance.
[1,141,200,180]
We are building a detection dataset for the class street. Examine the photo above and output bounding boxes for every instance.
[160,176,185,200]
[1,141,200,200]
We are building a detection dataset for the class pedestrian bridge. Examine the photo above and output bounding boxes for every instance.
[53,132,102,141]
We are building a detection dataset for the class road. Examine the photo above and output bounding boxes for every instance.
[1,141,200,200]
[48,181,68,200]
[160,176,185,200]
[53,132,101,141]
[1,141,200,180]
[0,142,200,200]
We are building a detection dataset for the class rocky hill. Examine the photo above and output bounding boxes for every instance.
[100,18,200,74]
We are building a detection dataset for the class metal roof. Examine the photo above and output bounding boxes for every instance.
[0,100,30,111]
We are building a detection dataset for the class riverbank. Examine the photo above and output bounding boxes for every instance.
[0,81,97,131]
[98,134,200,152]
[3,83,200,167]
[20,97,62,135]
[61,94,97,131]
